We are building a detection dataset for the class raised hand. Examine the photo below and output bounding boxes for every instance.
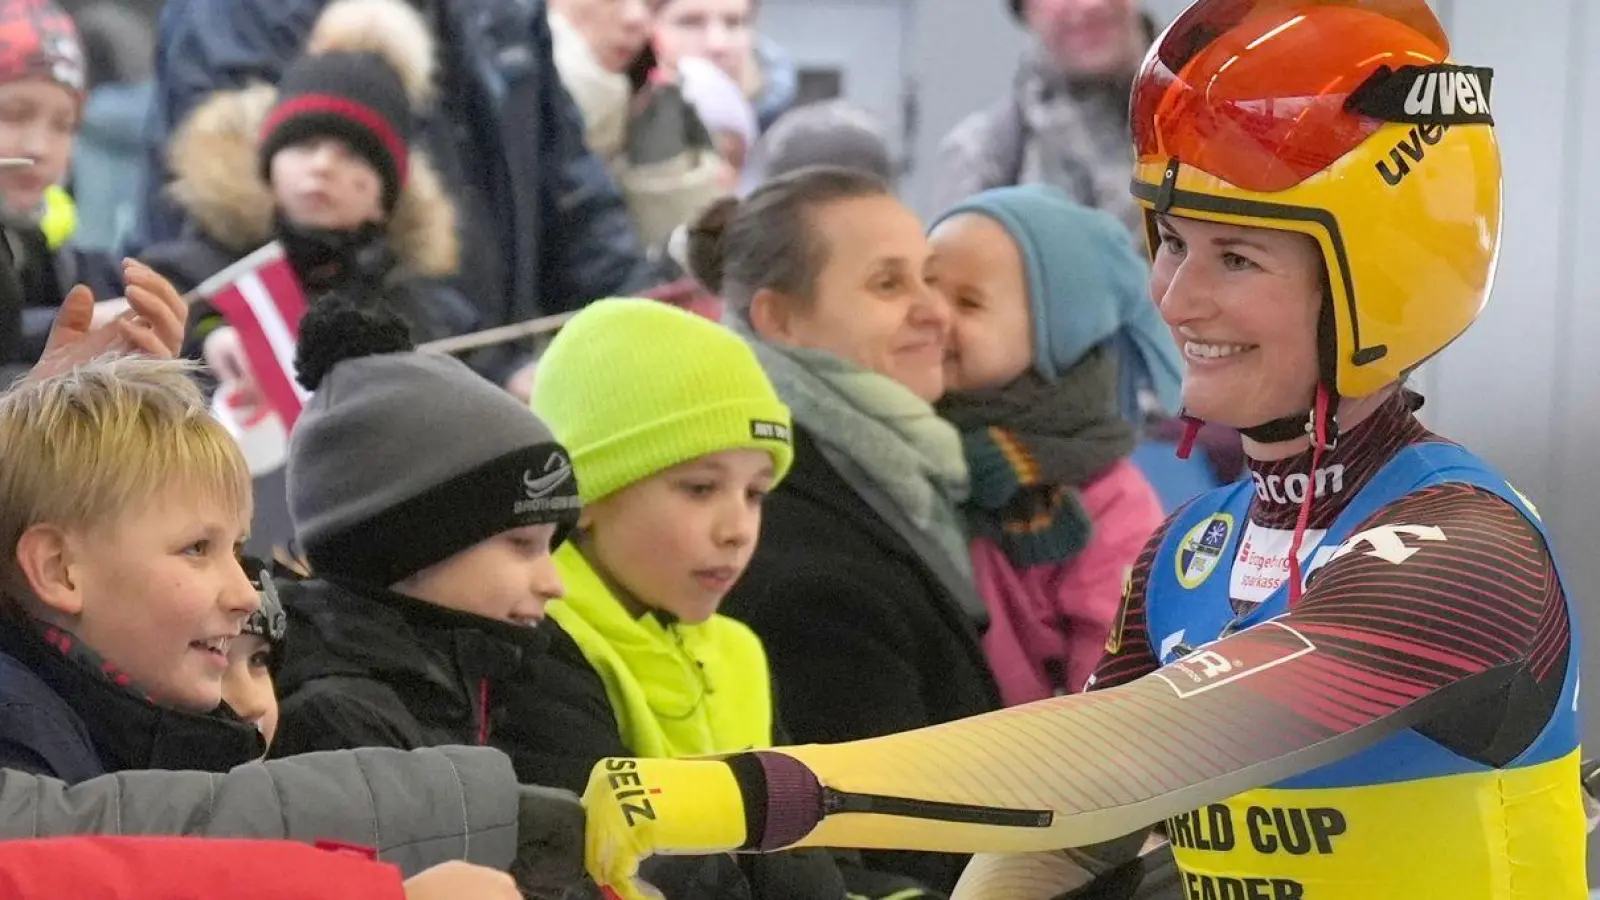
[26,259,188,383]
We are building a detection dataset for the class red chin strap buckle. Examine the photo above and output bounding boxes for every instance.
[1174,413,1205,460]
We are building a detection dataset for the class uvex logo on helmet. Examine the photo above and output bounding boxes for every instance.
[1347,63,1496,188]
[1402,68,1491,119]
[1347,63,1496,126]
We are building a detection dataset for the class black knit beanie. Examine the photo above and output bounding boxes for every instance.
[288,297,582,588]
[258,51,412,212]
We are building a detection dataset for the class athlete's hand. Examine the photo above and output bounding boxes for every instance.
[582,758,748,900]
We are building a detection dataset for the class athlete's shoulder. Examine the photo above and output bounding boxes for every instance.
[1334,478,1549,565]
[1305,479,1559,623]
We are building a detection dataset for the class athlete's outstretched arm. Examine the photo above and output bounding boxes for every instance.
[952,831,1155,900]
[583,485,1565,896]
[929,519,1181,900]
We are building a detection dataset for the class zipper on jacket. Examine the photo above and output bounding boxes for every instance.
[669,624,714,696]
[822,787,1054,829]
[476,678,490,745]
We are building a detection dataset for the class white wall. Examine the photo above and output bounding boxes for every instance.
[900,0,1025,213]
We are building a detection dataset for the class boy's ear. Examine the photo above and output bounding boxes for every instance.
[14,524,84,618]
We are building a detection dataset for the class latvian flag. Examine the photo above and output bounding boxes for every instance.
[194,242,310,430]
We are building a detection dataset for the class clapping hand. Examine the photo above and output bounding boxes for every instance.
[26,259,187,384]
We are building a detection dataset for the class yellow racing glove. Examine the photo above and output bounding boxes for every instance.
[582,757,751,900]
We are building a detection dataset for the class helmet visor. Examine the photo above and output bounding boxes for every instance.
[1132,0,1450,193]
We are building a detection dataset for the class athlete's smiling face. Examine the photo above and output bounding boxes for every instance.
[1150,214,1325,430]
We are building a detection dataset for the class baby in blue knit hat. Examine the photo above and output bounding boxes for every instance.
[926,184,1180,705]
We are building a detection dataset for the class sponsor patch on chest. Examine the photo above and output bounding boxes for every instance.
[1228,523,1329,606]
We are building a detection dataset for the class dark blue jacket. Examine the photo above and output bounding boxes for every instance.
[138,0,658,373]
[0,649,103,783]
[0,623,263,784]
[0,222,122,386]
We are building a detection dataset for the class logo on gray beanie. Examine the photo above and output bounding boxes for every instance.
[516,451,579,516]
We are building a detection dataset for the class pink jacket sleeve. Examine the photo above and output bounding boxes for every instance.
[1047,460,1166,693]
[972,460,1167,705]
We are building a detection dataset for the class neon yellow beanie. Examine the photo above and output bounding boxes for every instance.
[530,298,793,503]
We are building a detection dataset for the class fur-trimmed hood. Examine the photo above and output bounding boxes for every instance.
[162,0,457,278]
[164,84,458,278]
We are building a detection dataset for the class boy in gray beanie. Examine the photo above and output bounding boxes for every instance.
[272,296,855,898]
[286,313,579,596]
[269,297,610,784]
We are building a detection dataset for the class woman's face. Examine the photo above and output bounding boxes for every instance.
[554,0,653,73]
[652,0,753,84]
[927,213,1035,392]
[1025,0,1146,77]
[753,194,951,402]
[1150,213,1325,429]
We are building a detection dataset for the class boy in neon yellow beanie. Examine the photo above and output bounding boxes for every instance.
[530,297,792,760]
[534,297,941,900]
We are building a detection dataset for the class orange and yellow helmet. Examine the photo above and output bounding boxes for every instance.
[1130,0,1502,402]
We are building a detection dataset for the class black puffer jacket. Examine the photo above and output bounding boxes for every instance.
[273,576,847,900]
[723,426,1003,895]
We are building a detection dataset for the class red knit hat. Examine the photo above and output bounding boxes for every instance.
[0,0,85,97]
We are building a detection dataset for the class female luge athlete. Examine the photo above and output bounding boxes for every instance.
[579,1,1587,898]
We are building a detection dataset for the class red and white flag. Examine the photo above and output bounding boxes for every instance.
[194,242,310,430]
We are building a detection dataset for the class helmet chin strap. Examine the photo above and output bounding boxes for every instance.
[1286,385,1335,604]
[1172,388,1342,459]
[1173,384,1339,606]
[1240,410,1327,445]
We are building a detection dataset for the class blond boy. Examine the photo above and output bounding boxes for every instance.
[0,355,267,780]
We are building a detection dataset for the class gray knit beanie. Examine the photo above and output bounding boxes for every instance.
[748,100,895,185]
[287,298,580,587]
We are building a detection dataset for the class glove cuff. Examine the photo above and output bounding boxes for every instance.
[728,751,824,851]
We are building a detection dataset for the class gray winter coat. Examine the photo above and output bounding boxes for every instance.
[0,746,518,875]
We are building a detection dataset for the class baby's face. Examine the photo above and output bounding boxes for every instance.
[927,213,1034,392]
